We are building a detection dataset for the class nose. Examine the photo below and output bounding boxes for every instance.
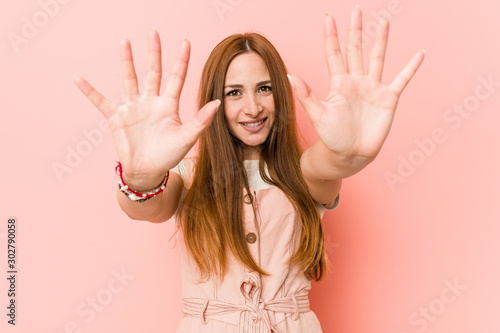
[243,94,262,117]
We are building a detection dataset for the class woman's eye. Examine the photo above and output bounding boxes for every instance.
[258,86,272,93]
[226,90,241,96]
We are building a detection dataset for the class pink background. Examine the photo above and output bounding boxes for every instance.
[2,0,499,332]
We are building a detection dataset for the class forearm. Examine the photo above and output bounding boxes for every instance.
[301,138,375,205]
[117,189,167,222]
[300,142,341,205]
[116,171,183,223]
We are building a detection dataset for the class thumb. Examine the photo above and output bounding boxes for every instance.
[288,74,323,124]
[182,99,221,143]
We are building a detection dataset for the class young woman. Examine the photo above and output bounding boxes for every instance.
[73,7,424,332]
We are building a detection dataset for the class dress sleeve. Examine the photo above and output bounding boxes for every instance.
[170,159,190,228]
[316,193,340,218]
[321,193,340,211]
[170,159,188,184]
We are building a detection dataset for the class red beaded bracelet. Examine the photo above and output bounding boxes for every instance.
[115,162,169,202]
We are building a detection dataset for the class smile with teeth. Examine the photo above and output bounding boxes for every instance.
[241,118,265,127]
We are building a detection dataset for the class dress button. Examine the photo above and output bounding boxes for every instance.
[243,193,253,204]
[246,232,257,244]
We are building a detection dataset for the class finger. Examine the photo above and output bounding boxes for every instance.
[346,5,364,76]
[182,99,221,145]
[120,38,139,99]
[325,13,346,78]
[288,74,323,124]
[389,49,425,97]
[162,39,190,108]
[367,15,389,81]
[73,75,116,119]
[144,28,162,96]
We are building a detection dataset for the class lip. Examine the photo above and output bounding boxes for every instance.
[239,117,267,133]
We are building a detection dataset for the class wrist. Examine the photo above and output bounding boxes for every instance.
[115,162,169,202]
[121,172,167,191]
[311,140,372,179]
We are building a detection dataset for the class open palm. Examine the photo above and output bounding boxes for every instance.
[291,7,425,171]
[73,29,220,187]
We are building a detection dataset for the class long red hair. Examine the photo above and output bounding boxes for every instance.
[177,33,327,281]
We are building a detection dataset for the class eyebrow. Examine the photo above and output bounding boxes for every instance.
[224,80,272,89]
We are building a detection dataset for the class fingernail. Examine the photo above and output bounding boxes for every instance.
[287,74,295,88]
[422,49,427,54]
[353,4,360,9]
[215,99,221,108]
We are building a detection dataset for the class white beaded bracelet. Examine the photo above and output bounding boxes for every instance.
[115,162,169,203]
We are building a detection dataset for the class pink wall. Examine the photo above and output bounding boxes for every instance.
[2,0,499,332]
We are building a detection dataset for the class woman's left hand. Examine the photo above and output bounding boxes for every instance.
[290,6,425,173]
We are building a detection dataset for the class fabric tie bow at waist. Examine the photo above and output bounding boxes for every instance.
[183,272,310,333]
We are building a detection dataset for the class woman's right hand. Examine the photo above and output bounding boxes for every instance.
[73,29,220,190]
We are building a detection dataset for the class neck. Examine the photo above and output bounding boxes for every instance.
[243,145,262,160]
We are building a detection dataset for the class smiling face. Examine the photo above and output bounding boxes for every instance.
[223,52,275,159]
